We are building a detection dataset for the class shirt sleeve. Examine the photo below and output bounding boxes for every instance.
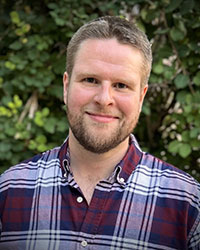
[188,218,200,249]
[188,182,200,250]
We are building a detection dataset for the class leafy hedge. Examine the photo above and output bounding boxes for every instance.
[0,0,200,180]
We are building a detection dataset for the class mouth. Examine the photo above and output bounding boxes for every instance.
[85,111,119,123]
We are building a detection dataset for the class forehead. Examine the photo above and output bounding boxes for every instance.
[76,38,143,63]
[72,38,144,78]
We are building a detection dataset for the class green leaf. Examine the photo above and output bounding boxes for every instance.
[28,140,37,150]
[47,85,63,99]
[34,112,44,127]
[156,45,172,58]
[194,117,200,126]
[180,0,195,15]
[190,128,200,139]
[141,8,147,21]
[152,63,164,75]
[177,44,190,58]
[5,61,16,70]
[170,27,185,41]
[164,68,175,80]
[0,142,11,152]
[57,119,68,132]
[178,143,192,158]
[23,76,35,86]
[5,126,15,136]
[135,21,146,33]
[182,131,190,142]
[168,140,180,154]
[174,74,190,89]
[36,134,47,144]
[193,72,200,86]
[37,144,48,152]
[186,114,194,123]
[177,20,187,36]
[0,77,3,87]
[44,122,55,134]
[165,0,183,13]
[42,108,50,117]
[13,95,22,108]
[154,28,169,35]
[21,24,31,33]
[191,139,200,148]
[47,3,58,9]
[149,12,159,23]
[44,117,57,133]
[184,105,192,114]
[142,102,151,115]
[27,49,38,60]
[176,91,187,103]
[185,94,193,104]
[10,11,20,25]
[9,41,22,50]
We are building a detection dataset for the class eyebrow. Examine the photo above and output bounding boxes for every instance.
[75,72,99,79]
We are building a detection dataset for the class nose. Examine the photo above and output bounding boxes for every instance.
[93,84,114,106]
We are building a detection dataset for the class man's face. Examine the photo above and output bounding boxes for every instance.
[63,38,148,153]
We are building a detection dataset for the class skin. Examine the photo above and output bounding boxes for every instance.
[63,38,148,204]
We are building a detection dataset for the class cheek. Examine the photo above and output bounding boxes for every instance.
[67,86,94,109]
[116,95,140,118]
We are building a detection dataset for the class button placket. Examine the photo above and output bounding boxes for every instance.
[119,177,125,184]
[81,240,88,247]
[77,196,83,203]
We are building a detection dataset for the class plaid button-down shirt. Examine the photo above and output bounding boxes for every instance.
[0,134,200,250]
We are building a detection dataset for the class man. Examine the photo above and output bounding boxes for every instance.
[0,16,199,250]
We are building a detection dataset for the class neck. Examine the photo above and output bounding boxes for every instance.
[68,131,129,204]
[68,131,129,181]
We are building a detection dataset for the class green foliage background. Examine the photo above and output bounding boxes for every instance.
[0,0,200,181]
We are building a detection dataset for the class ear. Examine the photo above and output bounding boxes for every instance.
[139,84,148,112]
[63,71,69,105]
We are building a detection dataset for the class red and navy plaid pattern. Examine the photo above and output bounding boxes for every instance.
[0,134,200,250]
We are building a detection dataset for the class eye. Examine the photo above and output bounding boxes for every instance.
[114,82,128,89]
[83,78,98,84]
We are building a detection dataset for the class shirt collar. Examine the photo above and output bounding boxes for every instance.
[58,136,70,176]
[115,134,143,186]
[58,134,143,185]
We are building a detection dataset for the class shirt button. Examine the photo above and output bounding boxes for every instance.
[119,177,125,184]
[81,240,87,247]
[77,196,83,203]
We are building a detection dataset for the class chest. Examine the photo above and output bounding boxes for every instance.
[1,181,189,250]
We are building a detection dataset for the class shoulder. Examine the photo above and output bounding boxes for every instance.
[137,152,200,204]
[128,134,200,197]
[0,145,62,187]
[140,151,198,181]
[138,152,200,245]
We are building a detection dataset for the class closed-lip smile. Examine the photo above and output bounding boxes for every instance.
[86,111,119,123]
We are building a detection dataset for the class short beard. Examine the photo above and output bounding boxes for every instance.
[66,106,139,154]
